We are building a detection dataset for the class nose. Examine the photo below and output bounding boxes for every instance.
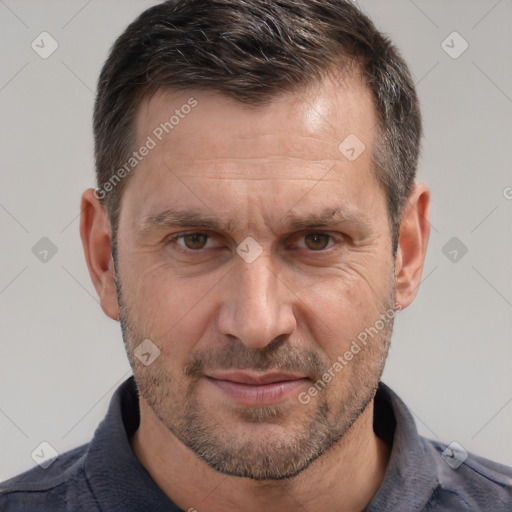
[217,254,297,350]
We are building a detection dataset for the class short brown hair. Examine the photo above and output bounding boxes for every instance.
[94,0,422,253]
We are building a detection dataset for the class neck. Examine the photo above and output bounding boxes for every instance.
[131,398,391,512]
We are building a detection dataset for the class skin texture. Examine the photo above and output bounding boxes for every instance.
[80,71,430,512]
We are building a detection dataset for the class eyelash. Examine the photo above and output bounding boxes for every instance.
[166,231,343,256]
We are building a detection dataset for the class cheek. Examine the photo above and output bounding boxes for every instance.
[290,263,391,358]
[121,260,219,350]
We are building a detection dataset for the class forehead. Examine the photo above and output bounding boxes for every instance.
[135,71,376,169]
[121,72,382,231]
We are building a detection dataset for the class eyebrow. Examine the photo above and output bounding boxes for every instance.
[281,208,371,232]
[136,209,234,233]
[135,207,371,234]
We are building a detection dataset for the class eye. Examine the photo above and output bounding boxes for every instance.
[295,232,338,251]
[303,233,330,250]
[174,233,215,251]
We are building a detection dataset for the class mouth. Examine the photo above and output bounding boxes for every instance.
[205,371,309,406]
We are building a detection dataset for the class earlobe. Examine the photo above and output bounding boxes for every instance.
[394,182,431,309]
[79,189,120,321]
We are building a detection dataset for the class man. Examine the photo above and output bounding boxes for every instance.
[1,0,511,510]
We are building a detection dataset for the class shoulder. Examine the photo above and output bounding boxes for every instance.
[424,438,512,511]
[0,443,95,511]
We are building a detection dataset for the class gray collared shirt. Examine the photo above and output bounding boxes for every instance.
[1,377,511,511]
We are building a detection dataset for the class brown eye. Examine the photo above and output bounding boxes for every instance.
[181,233,209,250]
[304,233,330,250]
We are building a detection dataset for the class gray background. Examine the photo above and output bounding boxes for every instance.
[1,0,511,480]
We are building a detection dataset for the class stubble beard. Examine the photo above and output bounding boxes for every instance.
[116,272,395,481]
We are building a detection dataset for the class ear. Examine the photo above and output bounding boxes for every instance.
[79,188,120,321]
[394,182,431,309]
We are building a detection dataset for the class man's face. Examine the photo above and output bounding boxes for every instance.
[115,73,397,480]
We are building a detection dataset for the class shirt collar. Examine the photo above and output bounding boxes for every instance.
[85,376,180,511]
[365,382,439,511]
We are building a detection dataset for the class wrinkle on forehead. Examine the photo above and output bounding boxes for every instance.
[135,70,376,165]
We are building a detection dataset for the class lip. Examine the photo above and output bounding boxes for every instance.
[205,371,309,405]
[207,371,305,385]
